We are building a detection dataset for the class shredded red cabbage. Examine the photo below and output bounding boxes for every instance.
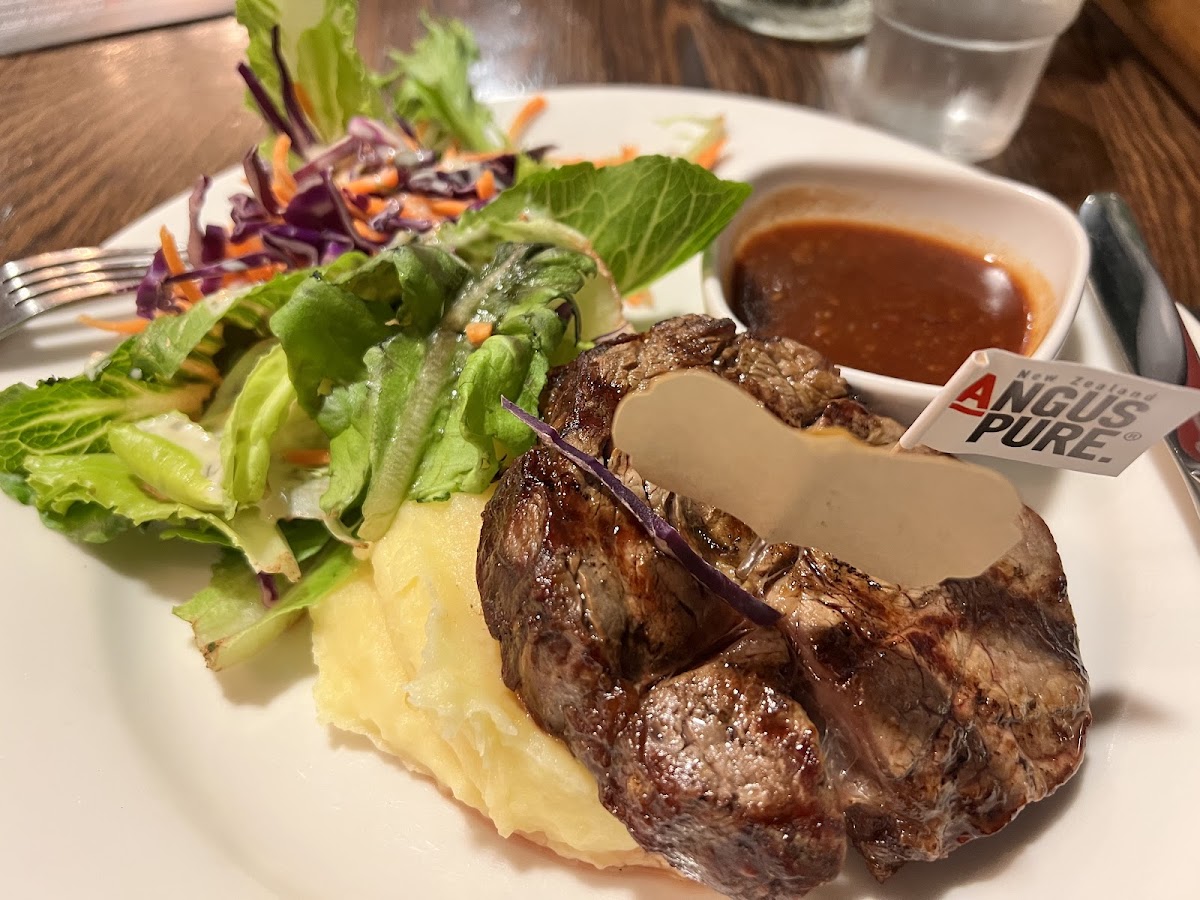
[293,135,365,183]
[270,25,317,151]
[242,148,282,216]
[501,398,783,628]
[135,249,177,319]
[257,572,279,608]
[237,62,299,150]
[137,40,523,316]
[160,253,278,286]
[229,193,274,243]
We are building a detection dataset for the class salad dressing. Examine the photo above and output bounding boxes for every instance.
[135,413,225,484]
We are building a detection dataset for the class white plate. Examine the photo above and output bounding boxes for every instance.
[3,86,1199,899]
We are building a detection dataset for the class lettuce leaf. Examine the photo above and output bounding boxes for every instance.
[23,454,299,579]
[356,243,594,540]
[269,241,593,541]
[441,155,752,294]
[220,344,299,505]
[173,540,356,670]
[376,14,502,152]
[108,414,227,513]
[0,341,213,485]
[132,271,309,381]
[270,247,471,420]
[236,0,385,142]
[334,243,470,332]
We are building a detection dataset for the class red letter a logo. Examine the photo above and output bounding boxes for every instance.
[949,374,995,417]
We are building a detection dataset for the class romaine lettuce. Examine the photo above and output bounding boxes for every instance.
[376,14,503,152]
[23,454,298,579]
[441,155,752,295]
[132,270,310,380]
[108,414,228,513]
[0,342,213,490]
[269,241,597,543]
[220,344,299,505]
[174,540,356,670]
[236,0,385,143]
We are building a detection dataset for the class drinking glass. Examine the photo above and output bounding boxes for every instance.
[856,0,1088,161]
[706,0,872,42]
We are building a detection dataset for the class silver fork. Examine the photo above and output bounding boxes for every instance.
[0,246,157,341]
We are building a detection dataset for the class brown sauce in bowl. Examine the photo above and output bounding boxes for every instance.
[729,219,1034,385]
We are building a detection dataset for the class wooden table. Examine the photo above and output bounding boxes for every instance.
[2,0,1198,311]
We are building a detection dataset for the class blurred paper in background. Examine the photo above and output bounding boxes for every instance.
[0,0,232,55]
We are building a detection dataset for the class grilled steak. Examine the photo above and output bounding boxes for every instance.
[477,315,1090,896]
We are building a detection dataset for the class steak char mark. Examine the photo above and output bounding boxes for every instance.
[477,315,1090,897]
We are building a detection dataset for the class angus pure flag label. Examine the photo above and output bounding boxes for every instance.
[900,349,1200,475]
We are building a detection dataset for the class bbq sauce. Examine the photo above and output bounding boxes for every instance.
[729,219,1034,385]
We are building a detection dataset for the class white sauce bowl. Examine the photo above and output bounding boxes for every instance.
[702,162,1090,424]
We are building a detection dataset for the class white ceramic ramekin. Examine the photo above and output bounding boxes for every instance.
[702,162,1090,424]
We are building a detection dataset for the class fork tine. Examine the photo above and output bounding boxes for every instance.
[6,256,155,290]
[0,246,159,282]
[8,273,146,308]
[0,277,145,341]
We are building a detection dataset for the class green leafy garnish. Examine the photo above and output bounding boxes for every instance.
[0,342,213,486]
[220,344,298,505]
[442,156,752,294]
[0,8,756,672]
[236,0,385,142]
[174,541,356,669]
[23,455,298,579]
[376,13,503,152]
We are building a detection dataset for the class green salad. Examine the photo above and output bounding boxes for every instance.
[0,0,749,669]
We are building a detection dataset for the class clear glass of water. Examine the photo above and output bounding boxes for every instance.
[706,0,872,42]
[856,0,1087,161]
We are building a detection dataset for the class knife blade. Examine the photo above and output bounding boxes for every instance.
[1079,192,1200,513]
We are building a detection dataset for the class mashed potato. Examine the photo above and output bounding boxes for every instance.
[310,490,657,869]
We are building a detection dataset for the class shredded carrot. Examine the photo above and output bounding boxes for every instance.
[507,94,547,144]
[294,83,316,121]
[345,195,391,222]
[272,134,298,203]
[552,144,638,168]
[475,168,497,200]
[429,198,471,218]
[227,235,265,256]
[451,149,511,163]
[465,322,494,346]
[400,194,435,220]
[342,166,400,195]
[237,263,285,283]
[223,262,284,288]
[597,145,638,167]
[693,136,727,171]
[624,290,653,308]
[397,128,422,153]
[284,448,332,467]
[159,227,186,275]
[179,358,221,382]
[78,314,150,334]
[353,220,391,242]
[158,227,203,304]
